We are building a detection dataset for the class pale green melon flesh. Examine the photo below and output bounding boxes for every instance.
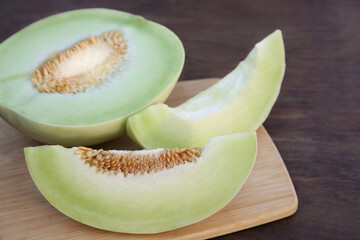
[0,9,184,146]
[24,132,256,233]
[127,30,285,149]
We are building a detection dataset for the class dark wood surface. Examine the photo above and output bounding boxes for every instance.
[0,0,359,239]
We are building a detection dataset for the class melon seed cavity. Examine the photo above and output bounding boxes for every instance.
[75,147,202,177]
[31,31,127,93]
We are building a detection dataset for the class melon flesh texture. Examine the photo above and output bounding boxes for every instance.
[0,9,184,146]
[24,132,256,234]
[127,30,285,149]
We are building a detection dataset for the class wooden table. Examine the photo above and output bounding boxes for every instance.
[0,1,359,239]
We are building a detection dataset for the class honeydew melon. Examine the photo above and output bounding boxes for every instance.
[0,8,184,146]
[25,132,257,233]
[127,30,285,149]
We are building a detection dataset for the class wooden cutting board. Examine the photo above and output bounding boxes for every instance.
[0,78,298,240]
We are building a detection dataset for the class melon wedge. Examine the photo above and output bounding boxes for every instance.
[127,30,285,149]
[24,132,256,233]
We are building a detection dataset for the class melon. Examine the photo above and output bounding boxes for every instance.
[0,8,184,146]
[127,30,285,149]
[25,132,257,233]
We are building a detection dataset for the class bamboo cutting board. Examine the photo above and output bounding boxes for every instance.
[0,78,297,239]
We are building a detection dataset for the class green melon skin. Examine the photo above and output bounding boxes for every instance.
[0,9,184,146]
[25,132,256,234]
[127,30,285,149]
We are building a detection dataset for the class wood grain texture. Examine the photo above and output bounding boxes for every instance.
[0,79,297,240]
[0,1,359,239]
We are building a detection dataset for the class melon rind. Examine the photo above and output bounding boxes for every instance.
[24,132,256,233]
[127,30,285,149]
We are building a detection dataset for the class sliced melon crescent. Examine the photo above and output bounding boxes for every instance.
[25,132,256,234]
[127,30,285,149]
[0,9,184,146]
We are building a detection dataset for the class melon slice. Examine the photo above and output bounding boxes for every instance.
[127,30,285,149]
[24,132,256,233]
[0,9,184,146]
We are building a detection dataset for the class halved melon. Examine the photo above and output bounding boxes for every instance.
[24,132,256,233]
[127,30,285,149]
[0,8,184,146]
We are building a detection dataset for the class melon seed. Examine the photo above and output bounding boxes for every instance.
[75,147,202,177]
[31,31,127,94]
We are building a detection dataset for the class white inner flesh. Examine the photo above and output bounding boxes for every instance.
[109,148,165,158]
[59,42,116,78]
[175,61,249,118]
